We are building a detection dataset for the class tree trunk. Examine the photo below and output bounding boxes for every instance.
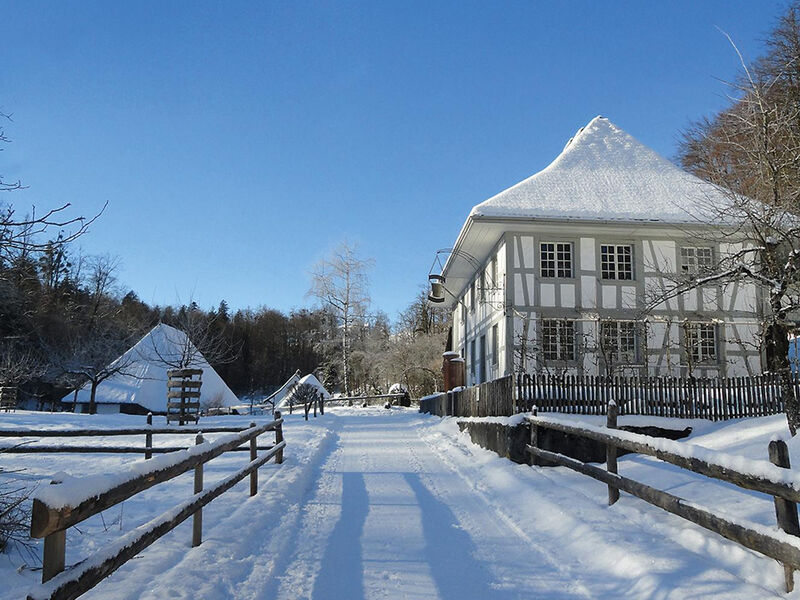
[766,318,799,436]
[89,380,98,415]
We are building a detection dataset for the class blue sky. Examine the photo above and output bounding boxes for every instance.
[3,1,789,320]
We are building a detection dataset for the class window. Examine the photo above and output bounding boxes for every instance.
[479,335,486,383]
[541,319,575,361]
[600,244,633,280]
[600,321,639,364]
[490,256,498,290]
[681,247,713,275]
[470,339,477,377]
[479,271,486,301]
[687,323,717,363]
[492,324,499,367]
[470,281,476,312]
[540,242,573,278]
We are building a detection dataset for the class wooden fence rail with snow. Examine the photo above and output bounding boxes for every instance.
[26,413,285,600]
[0,416,274,456]
[527,410,800,592]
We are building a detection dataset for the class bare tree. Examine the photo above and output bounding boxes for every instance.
[56,323,138,414]
[147,305,238,370]
[1,112,104,265]
[308,241,373,396]
[664,15,800,433]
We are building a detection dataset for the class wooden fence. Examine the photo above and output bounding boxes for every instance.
[24,413,285,600]
[0,413,271,457]
[528,408,800,592]
[518,372,800,420]
[419,375,514,418]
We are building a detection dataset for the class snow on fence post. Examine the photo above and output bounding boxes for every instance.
[769,439,800,592]
[275,411,284,464]
[249,422,258,497]
[41,476,67,583]
[145,413,153,460]
[606,401,619,506]
[192,432,204,547]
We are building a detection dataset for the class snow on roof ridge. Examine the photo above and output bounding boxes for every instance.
[469,115,729,224]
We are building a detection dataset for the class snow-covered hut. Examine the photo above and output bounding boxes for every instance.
[63,323,239,414]
[278,373,330,409]
[437,116,763,382]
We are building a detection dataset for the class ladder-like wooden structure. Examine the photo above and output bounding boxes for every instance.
[0,386,17,412]
[166,369,202,425]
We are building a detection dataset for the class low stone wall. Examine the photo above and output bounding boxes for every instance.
[457,420,692,465]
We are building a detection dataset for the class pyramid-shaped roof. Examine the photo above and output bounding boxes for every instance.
[63,323,239,413]
[470,116,729,223]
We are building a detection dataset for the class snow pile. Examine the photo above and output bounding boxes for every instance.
[62,323,238,413]
[470,116,731,223]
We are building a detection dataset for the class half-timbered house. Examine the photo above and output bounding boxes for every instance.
[435,116,763,384]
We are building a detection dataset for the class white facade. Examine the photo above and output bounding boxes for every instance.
[442,117,764,384]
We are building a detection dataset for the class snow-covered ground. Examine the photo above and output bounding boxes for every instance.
[1,408,799,599]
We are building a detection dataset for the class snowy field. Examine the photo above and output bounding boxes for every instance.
[2,407,800,599]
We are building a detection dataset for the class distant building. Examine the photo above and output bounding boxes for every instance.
[436,116,763,384]
[62,323,239,414]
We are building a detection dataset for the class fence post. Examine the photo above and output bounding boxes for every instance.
[769,439,800,592]
[529,406,538,466]
[304,400,309,421]
[145,412,153,460]
[249,422,258,496]
[319,392,324,415]
[313,397,317,418]
[607,401,620,505]
[41,476,66,583]
[275,411,284,464]
[192,432,204,547]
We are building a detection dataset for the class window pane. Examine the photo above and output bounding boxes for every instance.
[617,246,633,280]
[600,245,615,279]
[541,243,555,278]
[557,243,572,278]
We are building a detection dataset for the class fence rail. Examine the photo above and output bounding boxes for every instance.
[518,372,800,420]
[26,413,285,600]
[527,409,800,592]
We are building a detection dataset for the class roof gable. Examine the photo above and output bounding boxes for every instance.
[470,116,729,223]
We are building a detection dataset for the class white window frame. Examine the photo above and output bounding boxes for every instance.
[600,244,633,280]
[540,242,573,279]
[541,319,576,362]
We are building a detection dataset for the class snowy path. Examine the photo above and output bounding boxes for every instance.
[209,410,785,599]
[3,409,793,599]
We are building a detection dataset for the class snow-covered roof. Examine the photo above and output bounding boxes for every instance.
[277,373,330,408]
[63,323,239,413]
[470,116,729,223]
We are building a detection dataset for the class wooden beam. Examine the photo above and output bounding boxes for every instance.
[529,416,800,503]
[27,441,286,600]
[527,445,800,571]
[30,421,282,539]
[0,426,252,438]
[1,445,275,454]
